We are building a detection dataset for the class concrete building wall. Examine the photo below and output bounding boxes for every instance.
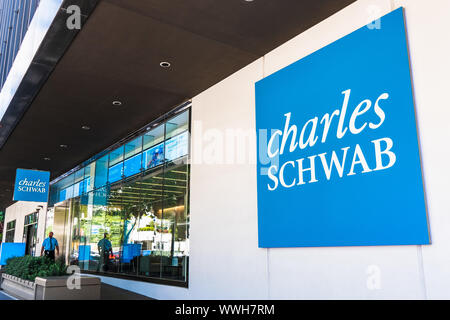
[92,0,450,299]
[2,201,47,255]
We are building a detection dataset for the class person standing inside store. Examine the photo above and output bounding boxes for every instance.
[40,232,59,261]
[97,233,113,272]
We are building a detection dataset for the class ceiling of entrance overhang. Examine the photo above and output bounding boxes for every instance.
[0,0,356,209]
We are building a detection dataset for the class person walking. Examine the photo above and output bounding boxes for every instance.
[40,232,59,261]
[97,233,113,272]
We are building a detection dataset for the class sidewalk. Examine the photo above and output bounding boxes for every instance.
[0,290,15,300]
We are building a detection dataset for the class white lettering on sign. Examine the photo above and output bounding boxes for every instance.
[266,89,395,191]
[17,178,47,193]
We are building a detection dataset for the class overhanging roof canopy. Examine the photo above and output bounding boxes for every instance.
[0,0,355,209]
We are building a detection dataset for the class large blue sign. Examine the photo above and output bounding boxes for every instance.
[255,8,430,247]
[13,169,50,202]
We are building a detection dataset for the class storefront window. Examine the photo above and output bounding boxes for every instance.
[143,124,164,150]
[94,155,108,189]
[84,162,95,193]
[5,220,16,242]
[166,111,188,139]
[48,108,190,285]
[125,136,142,159]
[109,146,124,167]
[143,142,164,170]
[124,153,142,178]
[108,161,123,184]
[160,161,189,281]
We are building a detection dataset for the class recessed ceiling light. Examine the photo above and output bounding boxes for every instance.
[81,125,90,130]
[160,61,171,68]
[112,100,122,106]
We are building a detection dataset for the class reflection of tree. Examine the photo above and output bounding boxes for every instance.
[164,194,185,260]
[120,200,154,244]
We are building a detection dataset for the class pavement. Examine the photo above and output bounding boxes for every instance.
[0,284,150,300]
[0,290,15,300]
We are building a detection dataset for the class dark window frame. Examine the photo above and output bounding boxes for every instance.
[5,219,16,242]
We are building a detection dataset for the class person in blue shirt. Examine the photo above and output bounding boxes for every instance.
[40,232,59,261]
[97,233,113,272]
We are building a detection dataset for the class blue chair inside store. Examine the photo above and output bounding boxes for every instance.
[0,243,26,265]
[122,244,133,263]
[133,243,142,257]
[78,245,91,261]
[142,250,152,256]
[122,243,142,263]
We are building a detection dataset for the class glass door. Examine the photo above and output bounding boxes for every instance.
[23,212,38,256]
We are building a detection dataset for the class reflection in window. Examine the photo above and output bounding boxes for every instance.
[160,162,189,280]
[94,155,108,189]
[166,111,188,139]
[50,109,190,285]
[109,146,124,166]
[124,153,141,178]
[45,208,54,236]
[165,131,189,162]
[125,136,142,159]
[74,168,84,183]
[143,124,164,150]
[84,163,95,193]
[66,159,189,283]
[108,161,123,184]
[73,180,83,198]
[143,143,164,170]
[50,110,190,206]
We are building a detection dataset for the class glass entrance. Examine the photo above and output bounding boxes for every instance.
[23,212,38,256]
